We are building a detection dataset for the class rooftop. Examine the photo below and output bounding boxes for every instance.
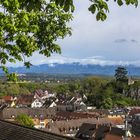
[0,119,78,140]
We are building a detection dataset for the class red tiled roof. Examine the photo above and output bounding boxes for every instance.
[129,108,140,116]
[108,117,124,125]
[53,111,99,121]
[3,96,13,102]
[16,95,34,106]
[105,134,140,140]
[35,89,44,98]
[45,118,112,135]
[105,134,122,140]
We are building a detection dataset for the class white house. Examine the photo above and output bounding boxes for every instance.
[31,99,43,108]
[49,102,57,108]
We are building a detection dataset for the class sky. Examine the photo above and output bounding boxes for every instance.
[9,1,140,67]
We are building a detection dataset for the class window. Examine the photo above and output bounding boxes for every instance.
[36,102,40,106]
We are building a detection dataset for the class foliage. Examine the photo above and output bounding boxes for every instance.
[101,97,113,109]
[0,73,140,108]
[53,0,138,21]
[114,67,128,93]
[18,82,47,93]
[16,114,34,128]
[0,82,45,97]
[81,77,107,94]
[77,75,140,108]
[89,0,138,21]
[115,67,128,82]
[0,0,72,80]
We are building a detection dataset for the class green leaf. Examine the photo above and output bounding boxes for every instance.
[7,73,18,82]
[117,0,124,6]
[0,66,9,74]
[88,4,96,14]
[96,11,101,21]
[24,62,32,68]
[9,58,16,63]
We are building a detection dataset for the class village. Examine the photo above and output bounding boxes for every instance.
[0,88,140,140]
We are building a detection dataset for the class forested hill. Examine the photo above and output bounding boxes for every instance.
[1,63,140,75]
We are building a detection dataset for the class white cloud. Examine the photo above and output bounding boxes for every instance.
[30,55,140,67]
[6,54,140,67]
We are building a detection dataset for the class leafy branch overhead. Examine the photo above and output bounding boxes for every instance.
[0,0,138,81]
[52,0,138,21]
[0,0,72,80]
[90,0,138,21]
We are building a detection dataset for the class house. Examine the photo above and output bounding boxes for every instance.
[0,119,78,140]
[132,114,140,136]
[0,104,7,119]
[91,109,109,116]
[49,102,57,108]
[75,124,140,140]
[129,108,140,116]
[2,96,16,107]
[56,102,73,112]
[128,77,135,85]
[3,96,13,102]
[34,89,55,100]
[104,127,140,140]
[16,94,34,107]
[75,123,97,139]
[16,94,46,108]
[0,98,5,105]
[45,117,113,137]
[70,97,87,111]
[107,115,124,126]
[44,90,55,99]
[105,134,140,140]
[31,98,44,108]
[33,117,49,129]
[53,111,99,121]
[33,90,56,108]
[104,127,128,140]
[92,108,127,118]
[56,96,87,112]
[76,124,111,140]
[0,98,5,110]
[34,89,44,98]
[108,108,126,117]
[43,97,57,108]
[1,107,56,120]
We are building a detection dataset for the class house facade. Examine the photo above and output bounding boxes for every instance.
[31,99,43,108]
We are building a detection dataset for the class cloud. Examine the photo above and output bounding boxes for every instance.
[131,39,138,43]
[34,55,140,67]
[114,38,138,43]
[7,54,140,67]
[114,39,128,43]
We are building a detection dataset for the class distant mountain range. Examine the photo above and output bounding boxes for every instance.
[1,63,140,76]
